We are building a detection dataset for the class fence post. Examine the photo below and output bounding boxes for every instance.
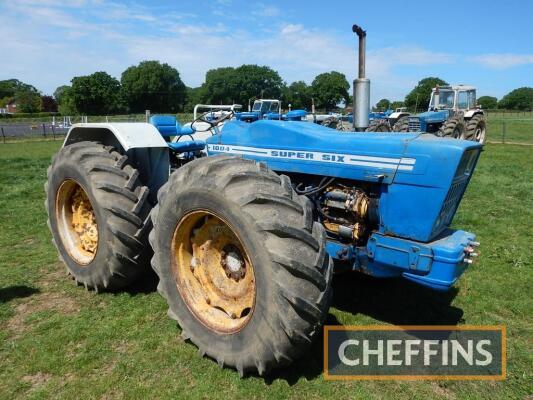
[502,121,506,144]
[42,123,46,138]
[1,127,5,144]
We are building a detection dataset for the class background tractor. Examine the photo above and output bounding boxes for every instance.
[44,24,481,377]
[393,85,487,143]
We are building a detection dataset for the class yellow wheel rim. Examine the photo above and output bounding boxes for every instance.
[55,179,98,265]
[171,210,256,334]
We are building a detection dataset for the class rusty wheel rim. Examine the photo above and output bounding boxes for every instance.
[171,210,256,334]
[55,179,98,265]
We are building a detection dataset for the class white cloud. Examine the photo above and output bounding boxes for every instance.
[2,0,528,103]
[470,53,533,69]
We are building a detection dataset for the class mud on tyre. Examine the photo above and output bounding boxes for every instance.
[45,141,152,290]
[150,155,333,376]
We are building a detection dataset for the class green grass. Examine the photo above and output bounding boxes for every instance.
[0,141,532,399]
[486,115,533,144]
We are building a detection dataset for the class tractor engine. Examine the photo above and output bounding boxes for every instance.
[318,185,376,244]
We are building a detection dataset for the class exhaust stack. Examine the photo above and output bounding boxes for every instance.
[352,24,370,131]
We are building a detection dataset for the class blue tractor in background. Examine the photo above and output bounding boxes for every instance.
[235,99,281,122]
[393,85,487,143]
[44,24,481,377]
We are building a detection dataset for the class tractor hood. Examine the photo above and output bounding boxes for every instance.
[206,120,482,242]
[417,109,450,123]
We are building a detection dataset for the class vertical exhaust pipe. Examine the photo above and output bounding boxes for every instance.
[352,24,370,131]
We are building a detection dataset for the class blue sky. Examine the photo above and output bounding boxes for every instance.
[1,0,532,104]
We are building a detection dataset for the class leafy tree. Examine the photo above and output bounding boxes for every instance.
[70,72,123,115]
[375,98,391,111]
[0,79,38,98]
[311,71,350,110]
[477,96,497,110]
[203,65,283,106]
[41,95,58,112]
[184,86,208,113]
[283,81,312,110]
[390,100,405,110]
[497,87,533,110]
[54,85,77,115]
[404,77,448,112]
[16,91,42,113]
[121,61,186,113]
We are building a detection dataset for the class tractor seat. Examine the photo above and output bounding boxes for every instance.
[149,115,204,153]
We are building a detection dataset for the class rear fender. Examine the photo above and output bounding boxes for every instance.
[63,123,170,201]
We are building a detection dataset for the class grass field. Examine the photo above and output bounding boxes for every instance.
[0,141,531,399]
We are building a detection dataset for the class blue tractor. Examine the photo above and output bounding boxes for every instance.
[393,85,487,143]
[44,25,480,376]
[235,99,281,122]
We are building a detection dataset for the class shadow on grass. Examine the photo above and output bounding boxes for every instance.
[331,271,463,325]
[263,271,463,384]
[0,285,40,303]
[121,268,159,296]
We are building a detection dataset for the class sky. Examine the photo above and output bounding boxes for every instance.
[0,0,532,104]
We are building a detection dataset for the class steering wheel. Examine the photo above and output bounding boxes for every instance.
[191,110,235,132]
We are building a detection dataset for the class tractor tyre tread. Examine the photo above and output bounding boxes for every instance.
[45,141,152,291]
[150,155,333,376]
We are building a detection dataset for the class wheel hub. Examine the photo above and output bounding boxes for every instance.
[172,211,255,333]
[55,179,98,265]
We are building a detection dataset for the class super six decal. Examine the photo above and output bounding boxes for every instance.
[207,144,416,171]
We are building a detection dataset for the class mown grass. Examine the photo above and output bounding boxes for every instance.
[0,141,531,399]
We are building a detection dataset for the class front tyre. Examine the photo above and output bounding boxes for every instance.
[45,142,152,290]
[465,114,487,143]
[438,117,466,139]
[150,156,333,376]
[366,119,392,132]
[392,116,410,132]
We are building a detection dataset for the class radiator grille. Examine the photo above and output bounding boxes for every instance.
[432,149,480,235]
[408,117,421,132]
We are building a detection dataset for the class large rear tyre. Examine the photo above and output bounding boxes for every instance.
[438,117,466,139]
[366,119,392,132]
[150,155,333,376]
[392,116,410,132]
[465,114,486,143]
[45,142,152,290]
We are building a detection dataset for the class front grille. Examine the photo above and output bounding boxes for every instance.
[408,117,420,132]
[432,149,481,236]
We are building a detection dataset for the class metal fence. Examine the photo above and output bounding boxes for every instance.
[1,114,531,145]
[0,123,69,142]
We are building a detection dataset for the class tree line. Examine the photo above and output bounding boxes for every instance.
[0,61,350,116]
[1,63,532,116]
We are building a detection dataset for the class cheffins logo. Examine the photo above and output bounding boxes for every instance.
[324,326,506,380]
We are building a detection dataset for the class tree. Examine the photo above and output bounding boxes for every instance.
[0,79,38,99]
[16,91,42,113]
[70,72,123,115]
[203,65,283,106]
[476,96,497,110]
[497,87,533,111]
[404,77,448,112]
[121,60,186,113]
[54,85,77,115]
[375,98,391,111]
[311,71,350,110]
[184,86,208,113]
[390,100,405,110]
[283,81,312,110]
[41,95,58,112]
